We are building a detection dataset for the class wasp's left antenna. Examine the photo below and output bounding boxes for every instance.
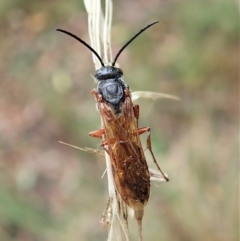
[112,21,159,67]
[56,29,105,67]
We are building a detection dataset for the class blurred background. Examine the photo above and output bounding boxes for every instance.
[0,0,239,241]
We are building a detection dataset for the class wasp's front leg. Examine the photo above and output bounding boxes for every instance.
[89,128,105,139]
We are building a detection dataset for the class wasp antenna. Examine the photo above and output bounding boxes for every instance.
[56,29,105,67]
[112,21,159,67]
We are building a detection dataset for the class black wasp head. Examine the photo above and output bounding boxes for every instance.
[96,66,126,114]
[56,21,159,114]
[95,66,123,81]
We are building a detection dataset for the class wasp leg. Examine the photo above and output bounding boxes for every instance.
[133,104,140,127]
[133,104,140,119]
[89,128,105,139]
[138,127,169,182]
[89,128,111,150]
[90,129,118,149]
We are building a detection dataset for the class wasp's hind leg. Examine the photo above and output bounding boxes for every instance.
[138,127,169,182]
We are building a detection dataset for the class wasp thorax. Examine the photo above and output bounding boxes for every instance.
[96,66,125,114]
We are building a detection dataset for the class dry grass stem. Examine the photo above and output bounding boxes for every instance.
[83,1,130,241]
[132,91,180,102]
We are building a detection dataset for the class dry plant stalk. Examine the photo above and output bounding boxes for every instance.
[83,1,130,241]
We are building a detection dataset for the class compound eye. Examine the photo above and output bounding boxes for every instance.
[116,68,123,76]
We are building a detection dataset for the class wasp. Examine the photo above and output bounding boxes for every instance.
[57,21,169,240]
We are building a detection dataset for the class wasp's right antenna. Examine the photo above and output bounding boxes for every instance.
[56,29,105,67]
[112,21,159,67]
